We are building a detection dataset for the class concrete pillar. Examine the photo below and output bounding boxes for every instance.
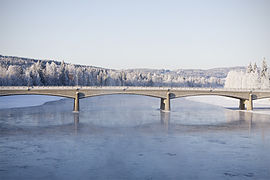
[73,92,79,112]
[160,92,170,111]
[245,94,253,111]
[239,99,245,110]
[160,98,165,110]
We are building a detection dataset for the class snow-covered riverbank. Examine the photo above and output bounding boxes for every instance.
[185,96,270,115]
[0,95,62,109]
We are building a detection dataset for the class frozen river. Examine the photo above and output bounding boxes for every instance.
[0,95,270,180]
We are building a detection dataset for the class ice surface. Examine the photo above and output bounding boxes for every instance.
[0,95,270,180]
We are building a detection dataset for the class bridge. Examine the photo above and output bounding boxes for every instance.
[1,86,270,112]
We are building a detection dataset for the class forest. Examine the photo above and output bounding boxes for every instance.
[1,55,268,89]
[0,55,227,87]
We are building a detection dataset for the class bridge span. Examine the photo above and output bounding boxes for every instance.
[1,86,270,112]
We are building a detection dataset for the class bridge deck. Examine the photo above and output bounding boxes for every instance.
[1,86,270,111]
[1,86,270,100]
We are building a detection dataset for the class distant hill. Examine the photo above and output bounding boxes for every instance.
[0,55,102,69]
[125,66,246,79]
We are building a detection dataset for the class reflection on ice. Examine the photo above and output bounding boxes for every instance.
[160,111,170,132]
[73,113,79,134]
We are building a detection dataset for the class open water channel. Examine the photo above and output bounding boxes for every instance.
[0,95,270,179]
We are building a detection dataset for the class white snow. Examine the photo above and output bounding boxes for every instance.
[186,95,270,115]
[0,95,62,109]
[185,96,239,108]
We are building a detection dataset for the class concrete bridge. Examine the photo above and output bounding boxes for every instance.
[1,86,270,112]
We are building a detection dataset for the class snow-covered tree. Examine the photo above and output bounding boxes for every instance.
[7,65,24,85]
[253,63,258,74]
[27,64,41,86]
[260,58,269,89]
[247,62,253,73]
[58,61,69,85]
[225,60,269,89]
[44,62,58,85]
[261,58,268,78]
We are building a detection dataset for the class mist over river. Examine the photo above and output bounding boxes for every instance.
[0,95,270,180]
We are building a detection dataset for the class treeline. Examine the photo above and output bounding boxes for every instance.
[225,58,270,89]
[0,55,224,87]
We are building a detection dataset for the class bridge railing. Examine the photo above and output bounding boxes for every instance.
[1,86,270,92]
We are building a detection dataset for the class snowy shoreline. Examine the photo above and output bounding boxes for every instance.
[185,96,270,115]
[0,95,62,109]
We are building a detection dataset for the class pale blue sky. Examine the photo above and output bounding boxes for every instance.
[0,0,269,69]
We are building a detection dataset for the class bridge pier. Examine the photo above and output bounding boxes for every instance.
[160,92,170,112]
[245,94,253,111]
[239,99,245,110]
[73,92,80,112]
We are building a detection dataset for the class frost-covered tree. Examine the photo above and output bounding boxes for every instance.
[44,62,58,85]
[261,58,268,78]
[27,64,41,86]
[246,69,260,89]
[253,63,258,74]
[58,61,69,85]
[7,65,24,85]
[225,71,244,89]
[260,58,269,89]
[225,60,269,89]
[247,62,253,73]
[0,65,8,85]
